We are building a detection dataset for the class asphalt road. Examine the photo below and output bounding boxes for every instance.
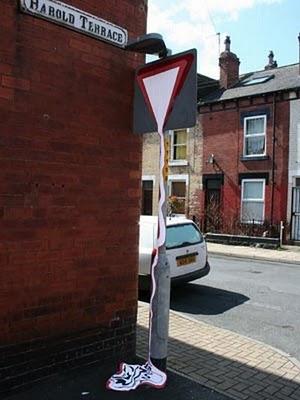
[169,255,300,362]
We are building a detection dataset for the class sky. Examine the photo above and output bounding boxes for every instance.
[147,0,300,79]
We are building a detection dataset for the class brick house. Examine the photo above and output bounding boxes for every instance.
[0,0,146,393]
[198,37,300,239]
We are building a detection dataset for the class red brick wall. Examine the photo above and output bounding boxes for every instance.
[0,0,146,389]
[200,96,289,231]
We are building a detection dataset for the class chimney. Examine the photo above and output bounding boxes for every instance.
[265,51,278,70]
[219,36,240,89]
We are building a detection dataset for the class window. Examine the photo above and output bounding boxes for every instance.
[242,75,274,86]
[241,179,265,223]
[168,175,188,215]
[142,180,153,215]
[244,115,266,157]
[166,223,203,250]
[170,182,186,214]
[171,129,187,162]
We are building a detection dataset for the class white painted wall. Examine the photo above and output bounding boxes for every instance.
[287,98,300,226]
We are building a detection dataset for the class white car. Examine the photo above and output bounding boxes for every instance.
[139,215,210,290]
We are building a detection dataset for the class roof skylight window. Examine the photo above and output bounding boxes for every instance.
[242,75,274,86]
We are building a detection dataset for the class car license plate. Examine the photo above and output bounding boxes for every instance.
[176,254,196,267]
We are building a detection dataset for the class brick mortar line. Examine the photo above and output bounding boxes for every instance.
[138,301,300,371]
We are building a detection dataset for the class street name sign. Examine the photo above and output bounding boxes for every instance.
[19,0,128,47]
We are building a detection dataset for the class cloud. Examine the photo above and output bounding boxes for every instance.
[184,0,282,21]
[147,0,282,77]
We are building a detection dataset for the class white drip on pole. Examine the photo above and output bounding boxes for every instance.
[107,67,180,392]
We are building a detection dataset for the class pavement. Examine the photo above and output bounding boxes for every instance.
[6,244,300,400]
[5,357,230,400]
[137,302,300,400]
[207,242,300,264]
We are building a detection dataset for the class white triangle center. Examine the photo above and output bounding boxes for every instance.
[142,67,180,132]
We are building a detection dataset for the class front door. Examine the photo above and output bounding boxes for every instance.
[205,178,222,232]
[291,186,300,241]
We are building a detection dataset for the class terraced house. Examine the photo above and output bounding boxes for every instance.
[199,37,300,242]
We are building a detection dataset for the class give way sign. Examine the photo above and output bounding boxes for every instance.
[133,49,197,134]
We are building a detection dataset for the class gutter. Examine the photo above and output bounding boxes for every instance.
[197,87,300,111]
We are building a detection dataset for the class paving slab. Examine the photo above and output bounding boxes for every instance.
[137,302,300,400]
[4,357,230,400]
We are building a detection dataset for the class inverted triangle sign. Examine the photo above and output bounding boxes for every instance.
[142,68,179,133]
[136,53,194,132]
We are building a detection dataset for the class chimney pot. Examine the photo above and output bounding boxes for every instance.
[265,50,277,70]
[224,36,231,52]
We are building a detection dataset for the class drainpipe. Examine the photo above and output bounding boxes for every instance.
[298,33,300,75]
[270,93,276,225]
[236,101,240,221]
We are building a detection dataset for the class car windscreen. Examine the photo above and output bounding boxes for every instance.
[166,223,203,249]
